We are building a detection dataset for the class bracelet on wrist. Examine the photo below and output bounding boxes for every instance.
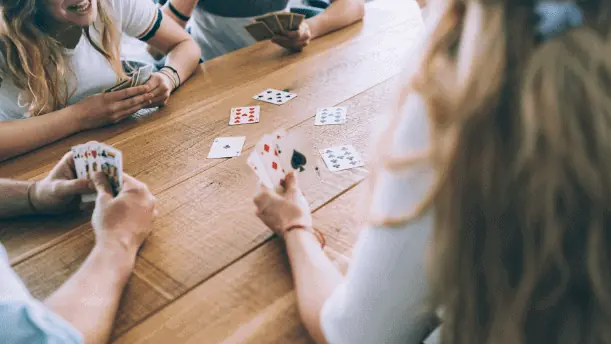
[285,224,326,249]
[27,181,40,214]
[158,69,178,91]
[160,65,181,87]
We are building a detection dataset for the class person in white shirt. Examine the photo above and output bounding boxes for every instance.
[252,0,611,343]
[0,152,157,344]
[154,0,365,61]
[0,0,200,161]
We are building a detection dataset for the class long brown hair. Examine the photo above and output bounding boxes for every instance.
[377,0,611,342]
[0,0,124,116]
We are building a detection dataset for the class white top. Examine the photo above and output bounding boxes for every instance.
[0,0,158,121]
[320,93,439,344]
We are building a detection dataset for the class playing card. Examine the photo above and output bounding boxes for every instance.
[104,78,131,93]
[276,131,320,186]
[320,145,365,172]
[253,89,297,105]
[81,141,101,203]
[229,106,260,126]
[256,14,284,35]
[247,150,274,189]
[99,145,123,196]
[290,13,305,30]
[131,68,141,87]
[136,65,153,86]
[276,13,292,31]
[244,22,274,41]
[315,107,348,126]
[255,134,287,187]
[71,144,88,180]
[207,137,246,159]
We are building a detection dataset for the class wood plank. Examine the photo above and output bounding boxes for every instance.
[114,182,370,344]
[2,5,422,264]
[0,0,422,181]
[11,75,401,337]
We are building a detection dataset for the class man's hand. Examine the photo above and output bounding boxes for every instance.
[31,152,94,214]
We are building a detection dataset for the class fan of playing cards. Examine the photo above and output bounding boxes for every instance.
[104,64,153,93]
[244,12,305,42]
[72,141,123,202]
[248,129,321,189]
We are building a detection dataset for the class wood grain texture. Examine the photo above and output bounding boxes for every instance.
[114,182,370,344]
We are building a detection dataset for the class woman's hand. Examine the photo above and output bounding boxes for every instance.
[74,85,153,130]
[253,173,313,238]
[30,152,94,214]
[145,72,174,107]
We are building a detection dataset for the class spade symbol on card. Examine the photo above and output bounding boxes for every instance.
[290,150,307,172]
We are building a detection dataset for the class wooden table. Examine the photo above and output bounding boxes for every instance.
[0,1,423,342]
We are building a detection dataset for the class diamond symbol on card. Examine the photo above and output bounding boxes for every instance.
[264,144,270,153]
[272,162,278,170]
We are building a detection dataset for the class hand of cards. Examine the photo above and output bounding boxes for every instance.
[103,64,153,93]
[72,141,123,203]
[248,129,320,189]
[244,12,305,42]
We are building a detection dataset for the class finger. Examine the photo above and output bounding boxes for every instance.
[116,92,154,111]
[52,151,76,176]
[284,30,301,39]
[110,84,150,100]
[54,178,95,198]
[253,188,273,210]
[121,174,150,193]
[112,102,152,123]
[148,94,169,107]
[92,172,113,203]
[283,172,301,192]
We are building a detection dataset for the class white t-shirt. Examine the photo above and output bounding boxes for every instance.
[320,94,440,344]
[0,0,158,121]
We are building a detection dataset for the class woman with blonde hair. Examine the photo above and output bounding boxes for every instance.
[0,0,200,161]
[253,0,611,343]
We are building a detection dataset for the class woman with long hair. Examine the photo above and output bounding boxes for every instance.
[253,0,611,343]
[0,0,200,161]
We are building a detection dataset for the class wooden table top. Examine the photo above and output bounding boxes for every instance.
[0,1,424,342]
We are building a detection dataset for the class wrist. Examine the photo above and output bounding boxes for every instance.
[284,224,325,249]
[65,102,88,132]
[304,18,320,39]
[92,240,138,278]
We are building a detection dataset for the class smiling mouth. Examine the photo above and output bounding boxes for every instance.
[67,0,92,13]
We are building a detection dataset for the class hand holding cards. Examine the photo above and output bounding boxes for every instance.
[72,141,123,202]
[244,12,305,41]
[104,64,153,93]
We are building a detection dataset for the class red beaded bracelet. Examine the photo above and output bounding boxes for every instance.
[285,224,326,249]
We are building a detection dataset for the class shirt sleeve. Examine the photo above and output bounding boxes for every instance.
[320,94,438,344]
[0,245,83,344]
[110,0,160,39]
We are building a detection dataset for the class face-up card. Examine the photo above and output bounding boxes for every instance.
[136,65,153,86]
[229,106,260,126]
[276,13,293,31]
[315,107,348,126]
[255,134,286,187]
[256,14,284,35]
[245,22,274,41]
[290,13,305,30]
[276,131,320,186]
[253,89,297,105]
[320,145,365,172]
[72,144,88,180]
[99,145,123,196]
[247,150,274,189]
[207,137,246,159]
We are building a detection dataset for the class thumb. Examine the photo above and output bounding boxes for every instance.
[283,172,300,193]
[53,178,94,198]
[92,172,113,203]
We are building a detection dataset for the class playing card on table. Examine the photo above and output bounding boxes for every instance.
[229,106,260,126]
[320,145,365,172]
[253,89,297,105]
[315,107,348,126]
[208,137,246,159]
[254,134,287,187]
[276,131,320,186]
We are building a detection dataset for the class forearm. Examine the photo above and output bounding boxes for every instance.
[306,0,365,39]
[285,230,344,344]
[0,179,34,218]
[0,107,81,162]
[164,39,200,86]
[45,242,136,344]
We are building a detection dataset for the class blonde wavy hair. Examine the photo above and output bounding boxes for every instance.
[0,0,124,116]
[376,0,611,342]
